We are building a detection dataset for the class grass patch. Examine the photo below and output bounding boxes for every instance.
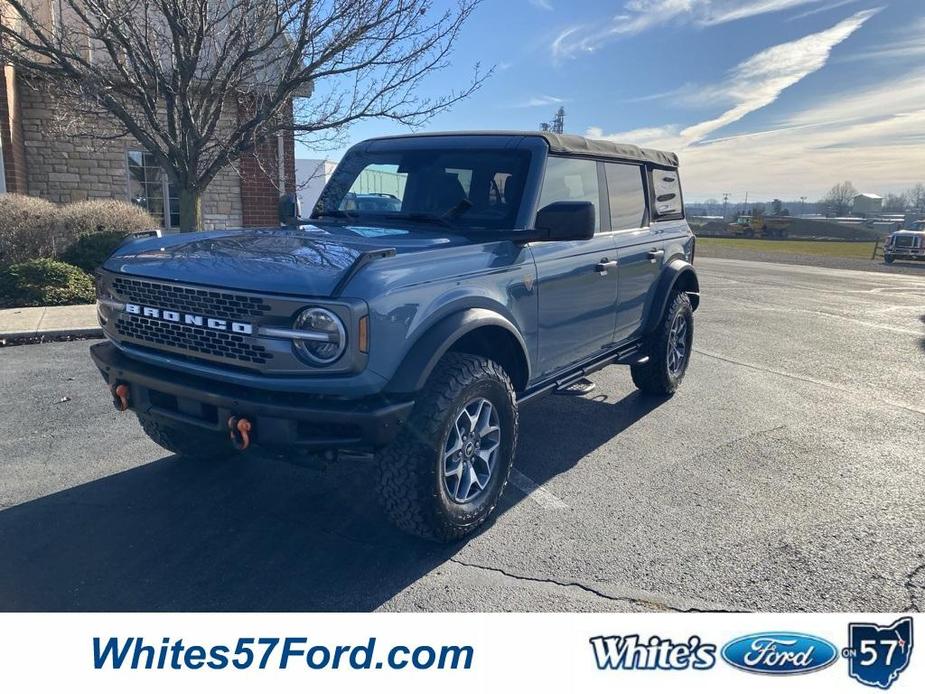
[697,237,876,259]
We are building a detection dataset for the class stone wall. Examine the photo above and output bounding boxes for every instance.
[16,84,243,230]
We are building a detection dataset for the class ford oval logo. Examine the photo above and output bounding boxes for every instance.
[721,632,838,675]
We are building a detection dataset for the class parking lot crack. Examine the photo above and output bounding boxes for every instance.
[695,349,925,417]
[448,558,738,612]
[904,562,925,611]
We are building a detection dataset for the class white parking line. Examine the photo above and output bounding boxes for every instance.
[509,469,568,510]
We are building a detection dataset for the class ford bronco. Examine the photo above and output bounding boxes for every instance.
[884,221,925,264]
[91,131,700,541]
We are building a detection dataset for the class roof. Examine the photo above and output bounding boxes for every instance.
[855,193,883,200]
[363,130,679,168]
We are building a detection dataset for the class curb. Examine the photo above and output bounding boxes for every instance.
[0,326,104,344]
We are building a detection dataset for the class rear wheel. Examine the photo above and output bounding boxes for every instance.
[631,292,694,395]
[377,353,518,542]
[137,413,238,461]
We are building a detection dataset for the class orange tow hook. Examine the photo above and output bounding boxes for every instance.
[111,383,130,412]
[228,416,252,451]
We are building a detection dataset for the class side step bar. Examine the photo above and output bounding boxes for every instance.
[517,341,648,404]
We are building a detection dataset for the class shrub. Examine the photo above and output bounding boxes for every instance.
[61,230,128,273]
[59,199,156,236]
[0,194,64,266]
[0,258,95,308]
[0,195,157,269]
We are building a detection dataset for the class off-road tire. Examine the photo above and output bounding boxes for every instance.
[377,353,518,542]
[884,254,895,264]
[137,413,238,461]
[631,291,694,395]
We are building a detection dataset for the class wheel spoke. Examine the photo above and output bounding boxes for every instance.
[457,464,475,502]
[444,459,463,479]
[477,441,499,465]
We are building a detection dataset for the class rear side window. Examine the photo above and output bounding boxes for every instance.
[537,157,600,232]
[605,162,647,230]
[652,168,683,217]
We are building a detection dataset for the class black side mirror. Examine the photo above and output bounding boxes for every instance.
[532,201,596,242]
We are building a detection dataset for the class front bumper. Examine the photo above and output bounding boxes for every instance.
[90,341,413,451]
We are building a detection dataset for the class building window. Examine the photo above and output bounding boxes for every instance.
[127,150,179,228]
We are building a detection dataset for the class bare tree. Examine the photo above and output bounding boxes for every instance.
[0,0,486,230]
[819,180,858,216]
[882,192,907,214]
[906,183,925,213]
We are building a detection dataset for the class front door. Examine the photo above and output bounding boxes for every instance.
[532,157,618,378]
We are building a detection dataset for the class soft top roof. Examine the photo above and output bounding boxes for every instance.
[363,130,679,168]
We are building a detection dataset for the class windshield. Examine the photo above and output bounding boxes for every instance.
[313,148,531,231]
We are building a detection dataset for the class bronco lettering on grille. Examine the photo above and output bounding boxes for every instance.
[124,303,254,335]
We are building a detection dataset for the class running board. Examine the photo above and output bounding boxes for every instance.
[518,341,647,404]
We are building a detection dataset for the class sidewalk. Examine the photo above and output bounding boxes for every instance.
[0,304,101,340]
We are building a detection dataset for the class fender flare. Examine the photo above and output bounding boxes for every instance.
[386,308,530,395]
[642,258,700,334]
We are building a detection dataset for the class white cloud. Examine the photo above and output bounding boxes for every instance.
[837,16,925,62]
[513,95,568,108]
[529,0,554,10]
[551,0,834,59]
[680,8,879,142]
[786,0,862,22]
[701,0,827,25]
[585,10,911,199]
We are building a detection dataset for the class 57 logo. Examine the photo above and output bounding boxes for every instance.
[843,617,913,689]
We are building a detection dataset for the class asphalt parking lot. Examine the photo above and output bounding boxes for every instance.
[0,257,923,612]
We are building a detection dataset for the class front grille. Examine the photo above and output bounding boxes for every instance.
[111,276,272,320]
[116,315,273,365]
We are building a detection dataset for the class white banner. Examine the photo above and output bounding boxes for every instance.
[0,613,917,692]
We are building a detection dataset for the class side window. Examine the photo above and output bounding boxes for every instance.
[605,163,647,230]
[537,157,600,232]
[652,168,683,217]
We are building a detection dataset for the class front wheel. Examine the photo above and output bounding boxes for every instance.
[631,292,694,395]
[377,353,518,542]
[884,254,895,264]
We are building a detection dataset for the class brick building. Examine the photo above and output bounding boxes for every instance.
[0,67,296,230]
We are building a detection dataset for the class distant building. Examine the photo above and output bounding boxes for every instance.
[295,159,337,214]
[853,193,883,216]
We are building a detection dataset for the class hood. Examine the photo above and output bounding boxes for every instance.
[103,223,472,296]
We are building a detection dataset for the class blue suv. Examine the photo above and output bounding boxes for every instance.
[92,131,700,540]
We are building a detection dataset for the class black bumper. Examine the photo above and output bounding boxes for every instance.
[90,341,413,450]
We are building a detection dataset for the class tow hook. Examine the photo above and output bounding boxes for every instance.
[111,383,130,412]
[228,416,253,451]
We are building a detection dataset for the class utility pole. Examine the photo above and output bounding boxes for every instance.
[722,192,730,221]
[800,196,806,217]
[744,191,749,215]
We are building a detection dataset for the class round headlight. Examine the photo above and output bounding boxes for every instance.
[293,308,346,364]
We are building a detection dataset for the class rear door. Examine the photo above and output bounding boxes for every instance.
[606,161,660,343]
[531,156,618,378]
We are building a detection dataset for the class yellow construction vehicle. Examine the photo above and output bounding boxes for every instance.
[729,215,790,239]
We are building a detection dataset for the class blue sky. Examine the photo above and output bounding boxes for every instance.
[296,0,925,201]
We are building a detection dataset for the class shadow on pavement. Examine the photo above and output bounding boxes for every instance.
[0,389,667,611]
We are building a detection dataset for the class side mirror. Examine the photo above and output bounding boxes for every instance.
[532,201,596,242]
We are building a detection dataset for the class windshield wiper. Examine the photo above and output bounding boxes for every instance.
[314,209,358,221]
[388,212,457,229]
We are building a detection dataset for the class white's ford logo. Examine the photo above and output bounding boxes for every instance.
[721,632,838,675]
[124,303,253,335]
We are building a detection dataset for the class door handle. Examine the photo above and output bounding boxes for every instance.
[595,258,618,276]
[647,249,665,262]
